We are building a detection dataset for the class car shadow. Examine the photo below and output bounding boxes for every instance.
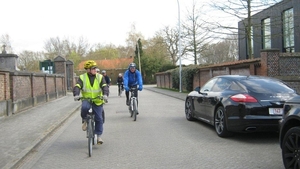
[230,132,279,144]
[192,120,279,144]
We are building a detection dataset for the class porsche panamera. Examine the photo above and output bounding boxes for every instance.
[185,75,298,137]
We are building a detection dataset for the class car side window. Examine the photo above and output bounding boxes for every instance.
[200,78,218,92]
[229,81,243,91]
[211,78,232,92]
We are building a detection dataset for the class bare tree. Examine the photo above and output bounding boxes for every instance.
[18,50,45,72]
[44,36,90,60]
[117,46,133,58]
[159,26,188,65]
[65,36,90,58]
[44,37,65,59]
[200,35,238,64]
[209,0,281,59]
[0,34,13,53]
[86,43,120,60]
[183,0,213,64]
[125,23,144,58]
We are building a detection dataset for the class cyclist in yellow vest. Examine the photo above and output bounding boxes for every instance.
[73,60,109,144]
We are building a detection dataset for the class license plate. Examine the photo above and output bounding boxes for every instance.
[269,108,283,115]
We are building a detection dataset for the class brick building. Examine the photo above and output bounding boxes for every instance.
[77,57,134,84]
[238,0,300,59]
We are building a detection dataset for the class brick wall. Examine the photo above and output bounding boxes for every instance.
[156,50,300,93]
[155,72,171,88]
[56,77,65,94]
[32,75,46,97]
[11,73,32,101]
[279,55,300,76]
[46,76,55,93]
[230,68,250,75]
[0,71,66,117]
[0,56,71,117]
[199,70,211,87]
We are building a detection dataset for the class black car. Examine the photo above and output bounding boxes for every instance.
[185,75,298,137]
[279,96,300,169]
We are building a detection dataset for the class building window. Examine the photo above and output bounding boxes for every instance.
[283,8,294,53]
[262,18,271,49]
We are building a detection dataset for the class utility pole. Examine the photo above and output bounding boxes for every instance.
[177,0,182,92]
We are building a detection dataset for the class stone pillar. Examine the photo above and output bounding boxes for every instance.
[53,56,67,93]
[0,45,18,71]
[66,60,74,91]
[260,49,280,77]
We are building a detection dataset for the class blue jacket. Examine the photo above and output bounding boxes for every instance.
[123,69,143,89]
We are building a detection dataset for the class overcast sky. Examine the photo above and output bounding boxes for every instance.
[1,0,236,55]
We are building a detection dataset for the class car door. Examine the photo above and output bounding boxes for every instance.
[194,78,218,121]
[205,78,233,122]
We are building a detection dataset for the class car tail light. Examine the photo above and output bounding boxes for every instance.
[230,94,258,103]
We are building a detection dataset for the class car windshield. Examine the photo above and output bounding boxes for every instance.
[239,78,295,94]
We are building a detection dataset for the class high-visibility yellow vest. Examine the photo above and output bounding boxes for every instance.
[77,73,105,105]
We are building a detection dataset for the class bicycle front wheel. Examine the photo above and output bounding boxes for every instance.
[87,118,93,157]
[129,100,133,117]
[92,119,95,145]
[129,108,133,117]
[133,99,138,121]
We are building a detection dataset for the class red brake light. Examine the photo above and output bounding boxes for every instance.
[230,94,257,103]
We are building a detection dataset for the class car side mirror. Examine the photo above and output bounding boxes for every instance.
[194,86,200,92]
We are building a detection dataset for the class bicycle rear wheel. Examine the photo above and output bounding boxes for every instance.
[87,118,93,157]
[133,99,138,121]
[118,88,121,97]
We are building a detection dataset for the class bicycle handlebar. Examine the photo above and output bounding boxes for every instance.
[74,96,104,102]
[80,96,104,100]
[130,87,137,91]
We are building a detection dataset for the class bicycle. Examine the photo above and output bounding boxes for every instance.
[128,87,138,121]
[78,96,105,157]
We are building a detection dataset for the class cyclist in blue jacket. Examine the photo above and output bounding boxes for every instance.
[123,63,143,107]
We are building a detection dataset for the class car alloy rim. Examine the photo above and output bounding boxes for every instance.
[185,100,192,118]
[283,132,300,168]
[215,108,224,134]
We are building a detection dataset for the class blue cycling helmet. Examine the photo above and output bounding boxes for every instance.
[128,63,136,70]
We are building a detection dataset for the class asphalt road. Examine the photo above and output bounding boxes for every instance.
[16,85,284,169]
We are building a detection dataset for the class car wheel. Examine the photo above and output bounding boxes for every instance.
[185,97,195,121]
[282,127,300,169]
[214,106,233,137]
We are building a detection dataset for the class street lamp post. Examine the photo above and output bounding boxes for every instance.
[177,0,182,92]
[137,39,141,73]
